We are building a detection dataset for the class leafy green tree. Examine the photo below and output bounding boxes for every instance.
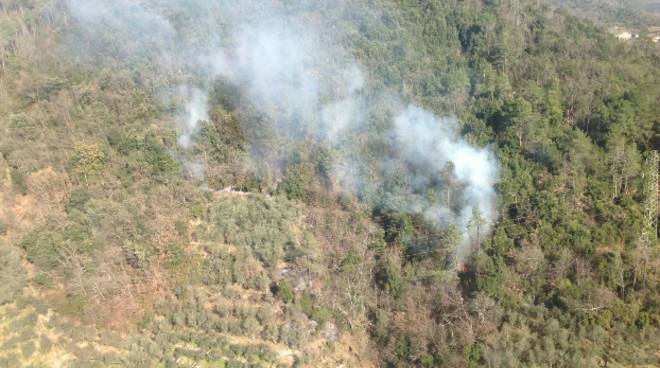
[69,144,106,183]
[468,206,486,251]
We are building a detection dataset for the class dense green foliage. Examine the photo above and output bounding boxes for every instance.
[545,0,660,29]
[0,0,658,367]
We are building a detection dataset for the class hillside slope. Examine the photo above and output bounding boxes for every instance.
[0,0,658,367]
[544,0,660,25]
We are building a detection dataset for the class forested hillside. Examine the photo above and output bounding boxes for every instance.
[544,0,660,26]
[0,0,658,367]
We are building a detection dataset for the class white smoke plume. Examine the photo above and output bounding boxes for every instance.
[178,87,209,148]
[392,107,498,259]
[65,0,498,261]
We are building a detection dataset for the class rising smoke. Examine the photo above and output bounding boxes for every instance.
[66,0,498,261]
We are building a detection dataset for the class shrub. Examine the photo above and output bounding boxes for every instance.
[297,293,333,325]
[374,262,403,298]
[10,167,28,195]
[340,252,363,273]
[0,353,20,367]
[338,193,353,209]
[272,280,294,304]
[142,136,178,175]
[249,273,271,291]
[61,294,87,316]
[40,334,53,353]
[420,354,434,367]
[106,129,140,155]
[241,317,262,337]
[174,220,188,238]
[65,188,91,214]
[123,241,155,269]
[1,335,19,350]
[465,343,484,368]
[262,324,279,342]
[191,205,205,220]
[69,144,106,181]
[166,242,186,270]
[395,336,413,362]
[20,230,61,272]
[277,165,310,200]
[210,197,299,267]
[0,244,26,304]
[256,306,275,325]
[21,341,36,358]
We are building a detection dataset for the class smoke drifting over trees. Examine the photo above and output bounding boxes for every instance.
[66,0,497,258]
